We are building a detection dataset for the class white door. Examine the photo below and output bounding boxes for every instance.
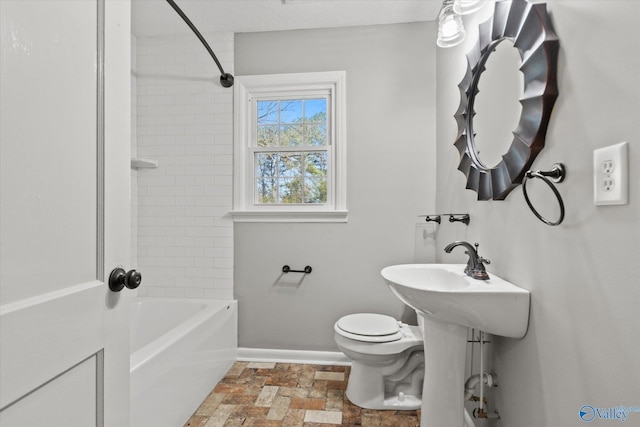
[0,1,131,426]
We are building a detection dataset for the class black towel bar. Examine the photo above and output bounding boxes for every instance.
[282,265,312,274]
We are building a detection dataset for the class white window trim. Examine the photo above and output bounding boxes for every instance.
[232,71,347,223]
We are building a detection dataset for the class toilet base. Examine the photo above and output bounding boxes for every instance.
[345,361,423,411]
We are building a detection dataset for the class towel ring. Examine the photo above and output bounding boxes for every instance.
[522,163,566,226]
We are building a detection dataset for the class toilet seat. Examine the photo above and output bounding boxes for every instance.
[335,313,403,343]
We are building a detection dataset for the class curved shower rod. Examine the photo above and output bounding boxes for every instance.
[165,0,234,88]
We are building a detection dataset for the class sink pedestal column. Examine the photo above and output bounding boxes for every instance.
[419,314,467,427]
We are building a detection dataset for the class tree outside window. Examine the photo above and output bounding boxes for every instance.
[255,98,328,205]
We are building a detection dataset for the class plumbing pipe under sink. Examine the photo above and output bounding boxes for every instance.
[464,372,497,401]
[464,408,476,427]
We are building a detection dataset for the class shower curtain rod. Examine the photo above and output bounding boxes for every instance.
[165,0,234,88]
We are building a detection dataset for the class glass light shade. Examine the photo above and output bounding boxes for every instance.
[453,0,485,15]
[437,1,466,48]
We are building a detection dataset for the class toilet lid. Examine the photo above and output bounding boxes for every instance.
[336,313,402,343]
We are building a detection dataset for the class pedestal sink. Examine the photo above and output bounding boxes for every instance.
[381,264,530,427]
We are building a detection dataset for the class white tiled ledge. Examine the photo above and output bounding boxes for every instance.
[130,158,158,169]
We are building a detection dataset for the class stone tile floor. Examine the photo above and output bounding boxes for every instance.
[184,361,421,426]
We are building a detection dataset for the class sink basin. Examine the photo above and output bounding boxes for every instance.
[381,263,530,338]
[381,263,531,427]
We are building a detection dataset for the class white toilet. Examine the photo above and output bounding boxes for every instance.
[334,313,424,410]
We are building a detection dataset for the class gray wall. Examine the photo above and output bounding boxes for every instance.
[234,22,437,351]
[436,1,640,426]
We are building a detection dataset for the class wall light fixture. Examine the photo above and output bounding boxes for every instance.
[453,0,485,15]
[437,0,466,48]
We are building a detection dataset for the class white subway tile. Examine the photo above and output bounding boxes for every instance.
[204,247,233,258]
[184,246,206,257]
[175,216,196,227]
[135,33,234,299]
[215,114,233,124]
[203,289,233,300]
[176,176,196,186]
[174,236,196,247]
[210,227,233,238]
[185,288,206,298]
[214,258,233,269]
[185,268,205,278]
[194,216,216,227]
[165,287,186,298]
[155,216,178,226]
[194,257,215,268]
[194,237,215,248]
[215,155,233,166]
[144,287,168,297]
[213,278,234,290]
[213,237,233,248]
[156,236,177,246]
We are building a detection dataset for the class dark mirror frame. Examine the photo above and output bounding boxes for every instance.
[454,0,559,200]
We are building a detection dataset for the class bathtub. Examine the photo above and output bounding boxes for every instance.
[130,297,237,427]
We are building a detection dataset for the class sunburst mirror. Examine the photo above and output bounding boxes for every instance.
[454,0,559,200]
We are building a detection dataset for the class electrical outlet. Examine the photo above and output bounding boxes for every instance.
[594,142,628,205]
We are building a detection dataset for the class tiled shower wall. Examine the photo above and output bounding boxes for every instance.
[133,33,234,300]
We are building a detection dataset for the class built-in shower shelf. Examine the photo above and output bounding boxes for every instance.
[131,158,158,169]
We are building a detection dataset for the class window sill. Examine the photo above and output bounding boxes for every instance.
[230,210,348,223]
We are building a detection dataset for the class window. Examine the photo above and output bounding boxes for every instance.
[255,98,328,204]
[233,71,347,222]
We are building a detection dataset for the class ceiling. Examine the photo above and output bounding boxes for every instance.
[132,0,443,37]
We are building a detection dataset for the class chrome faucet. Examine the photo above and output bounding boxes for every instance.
[444,241,491,280]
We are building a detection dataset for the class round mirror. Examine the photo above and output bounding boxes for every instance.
[472,39,523,169]
[453,0,559,200]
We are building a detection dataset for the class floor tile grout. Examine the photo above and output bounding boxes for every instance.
[184,361,420,427]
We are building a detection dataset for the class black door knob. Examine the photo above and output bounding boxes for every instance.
[109,267,142,292]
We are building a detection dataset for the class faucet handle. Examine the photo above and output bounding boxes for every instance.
[473,243,491,280]
[473,243,490,264]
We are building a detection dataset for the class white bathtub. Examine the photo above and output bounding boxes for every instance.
[130,297,237,427]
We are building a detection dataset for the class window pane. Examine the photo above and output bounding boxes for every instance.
[304,177,327,204]
[256,177,277,204]
[279,178,303,204]
[257,101,279,124]
[280,100,303,124]
[305,152,328,176]
[257,125,279,147]
[256,98,327,148]
[255,151,327,205]
[304,152,327,204]
[278,154,302,178]
[304,99,326,122]
[256,153,277,204]
[304,123,327,146]
[280,125,303,146]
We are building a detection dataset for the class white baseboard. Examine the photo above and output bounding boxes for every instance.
[237,347,351,366]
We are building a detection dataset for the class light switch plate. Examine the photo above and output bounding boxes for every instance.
[593,142,628,205]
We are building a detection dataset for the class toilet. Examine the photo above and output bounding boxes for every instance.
[334,313,424,410]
